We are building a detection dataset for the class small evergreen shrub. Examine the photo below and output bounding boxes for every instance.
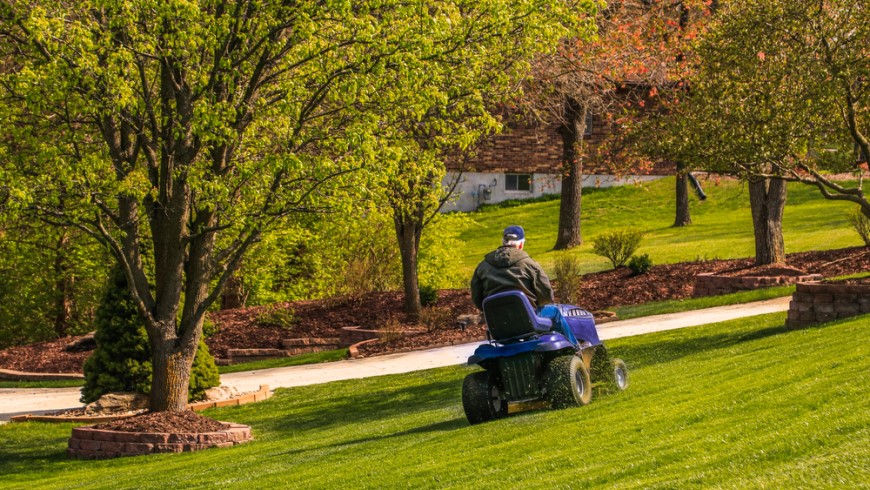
[82,266,220,404]
[553,256,583,305]
[188,339,220,401]
[81,266,151,404]
[847,208,870,246]
[419,285,439,307]
[592,229,645,269]
[628,253,653,276]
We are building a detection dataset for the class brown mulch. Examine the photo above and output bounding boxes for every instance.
[92,410,229,433]
[0,336,90,374]
[2,246,869,373]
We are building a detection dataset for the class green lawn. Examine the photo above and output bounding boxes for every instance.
[453,178,862,278]
[3,312,868,488]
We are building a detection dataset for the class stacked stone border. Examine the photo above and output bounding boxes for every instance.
[66,422,252,459]
[786,282,870,329]
[219,337,344,365]
[11,385,271,424]
[693,272,822,297]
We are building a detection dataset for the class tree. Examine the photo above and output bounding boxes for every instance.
[375,2,581,321]
[0,0,473,411]
[519,0,713,249]
[0,220,107,347]
[83,265,219,404]
[655,0,870,264]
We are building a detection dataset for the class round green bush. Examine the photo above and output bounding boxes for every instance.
[628,253,653,276]
[419,284,439,307]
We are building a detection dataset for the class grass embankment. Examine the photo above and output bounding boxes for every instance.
[455,178,862,277]
[0,380,84,389]
[3,312,868,488]
[217,349,348,374]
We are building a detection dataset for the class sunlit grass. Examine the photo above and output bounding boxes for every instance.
[3,312,868,488]
[452,178,861,280]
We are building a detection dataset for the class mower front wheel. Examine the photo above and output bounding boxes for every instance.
[610,358,629,391]
[462,371,507,425]
[545,355,592,409]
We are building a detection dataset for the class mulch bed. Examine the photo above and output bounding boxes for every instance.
[2,246,869,373]
[92,410,228,433]
[0,337,90,374]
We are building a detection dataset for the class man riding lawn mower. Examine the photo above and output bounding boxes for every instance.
[463,226,628,424]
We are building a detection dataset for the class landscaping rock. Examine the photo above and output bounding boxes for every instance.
[85,393,149,415]
[64,332,97,352]
[202,386,241,402]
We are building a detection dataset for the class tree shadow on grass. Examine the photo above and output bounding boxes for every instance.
[253,377,464,436]
[0,431,73,477]
[273,417,468,457]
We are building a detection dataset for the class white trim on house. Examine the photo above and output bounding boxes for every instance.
[441,171,665,212]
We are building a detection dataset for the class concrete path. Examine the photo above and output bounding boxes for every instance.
[0,296,791,421]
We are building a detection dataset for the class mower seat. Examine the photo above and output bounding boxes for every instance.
[482,291,553,343]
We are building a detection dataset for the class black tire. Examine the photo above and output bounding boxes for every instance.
[610,358,629,391]
[462,371,507,425]
[545,355,592,409]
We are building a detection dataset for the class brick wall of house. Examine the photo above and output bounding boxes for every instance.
[455,121,675,176]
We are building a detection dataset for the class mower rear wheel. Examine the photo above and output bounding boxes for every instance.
[545,355,592,409]
[462,371,507,425]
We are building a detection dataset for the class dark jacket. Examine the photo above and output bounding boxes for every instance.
[470,246,554,310]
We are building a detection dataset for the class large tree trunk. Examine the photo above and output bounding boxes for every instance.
[149,333,197,412]
[748,177,787,265]
[395,215,423,323]
[674,162,692,227]
[554,97,587,250]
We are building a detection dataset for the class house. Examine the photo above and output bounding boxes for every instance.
[442,116,674,212]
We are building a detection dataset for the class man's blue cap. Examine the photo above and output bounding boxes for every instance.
[503,225,525,241]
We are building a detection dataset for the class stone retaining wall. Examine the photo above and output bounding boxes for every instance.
[786,282,870,329]
[693,273,822,297]
[223,337,345,364]
[67,423,252,459]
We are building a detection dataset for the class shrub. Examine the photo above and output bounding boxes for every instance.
[257,305,296,331]
[847,208,870,246]
[592,229,645,269]
[419,284,439,307]
[82,266,219,404]
[188,340,220,401]
[628,253,653,276]
[379,317,406,343]
[202,316,219,338]
[420,306,452,332]
[552,256,583,305]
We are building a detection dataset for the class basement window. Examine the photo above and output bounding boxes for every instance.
[505,174,532,192]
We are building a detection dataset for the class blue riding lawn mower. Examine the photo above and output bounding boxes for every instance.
[462,291,629,424]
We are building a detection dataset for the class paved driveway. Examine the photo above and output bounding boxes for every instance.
[0,296,791,421]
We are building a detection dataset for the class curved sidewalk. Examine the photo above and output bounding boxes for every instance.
[0,296,790,421]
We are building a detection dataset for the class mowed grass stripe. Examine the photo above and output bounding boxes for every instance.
[1,312,868,488]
